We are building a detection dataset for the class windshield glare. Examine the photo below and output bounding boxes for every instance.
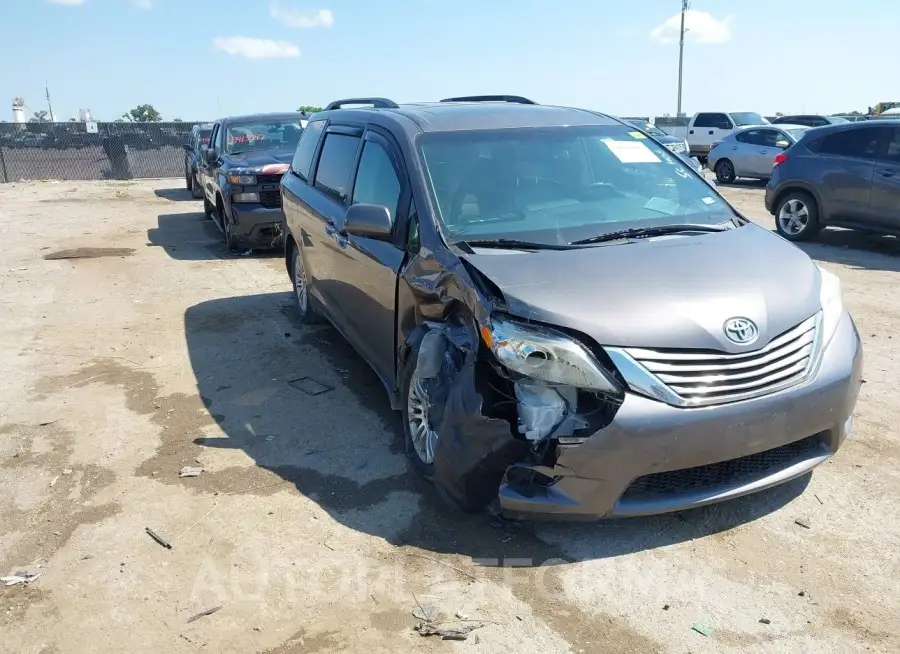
[225,120,303,155]
[419,126,732,245]
[730,112,768,126]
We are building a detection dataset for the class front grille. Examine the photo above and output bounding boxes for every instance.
[258,174,284,185]
[620,435,826,502]
[625,315,819,406]
[259,190,282,208]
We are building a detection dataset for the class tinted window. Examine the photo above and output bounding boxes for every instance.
[819,128,881,160]
[351,140,402,221]
[760,129,787,147]
[736,129,764,145]
[197,129,212,147]
[419,126,732,244]
[314,133,361,203]
[883,127,900,164]
[694,113,727,128]
[291,119,325,182]
[729,112,767,126]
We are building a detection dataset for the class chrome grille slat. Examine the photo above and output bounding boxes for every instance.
[627,316,817,362]
[656,346,812,385]
[641,334,814,373]
[623,314,821,407]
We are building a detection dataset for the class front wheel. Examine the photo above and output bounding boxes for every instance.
[190,173,203,199]
[401,341,437,481]
[775,191,821,242]
[184,164,192,191]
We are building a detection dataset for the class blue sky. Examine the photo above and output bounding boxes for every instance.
[1,0,896,122]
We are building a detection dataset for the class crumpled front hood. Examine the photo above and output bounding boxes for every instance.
[222,149,293,173]
[462,225,821,353]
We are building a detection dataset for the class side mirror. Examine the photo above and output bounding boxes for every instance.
[718,122,733,130]
[205,147,219,164]
[183,143,191,152]
[775,140,791,149]
[344,203,392,239]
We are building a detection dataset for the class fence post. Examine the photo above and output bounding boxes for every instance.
[0,146,8,183]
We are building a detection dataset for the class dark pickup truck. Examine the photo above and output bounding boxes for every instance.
[184,123,213,198]
[198,112,306,251]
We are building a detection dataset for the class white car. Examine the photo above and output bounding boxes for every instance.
[666,112,770,161]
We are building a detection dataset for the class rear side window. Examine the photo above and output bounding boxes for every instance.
[313,133,362,203]
[351,140,402,221]
[736,129,764,145]
[819,128,881,160]
[290,119,325,181]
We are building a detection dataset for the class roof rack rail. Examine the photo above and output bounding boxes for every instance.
[324,97,399,111]
[439,95,537,105]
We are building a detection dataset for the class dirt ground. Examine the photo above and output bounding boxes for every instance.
[0,178,898,653]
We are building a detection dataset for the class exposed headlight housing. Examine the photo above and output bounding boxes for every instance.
[818,265,843,347]
[485,316,620,393]
[228,174,257,185]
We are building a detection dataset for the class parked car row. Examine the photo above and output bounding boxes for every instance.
[177,95,863,520]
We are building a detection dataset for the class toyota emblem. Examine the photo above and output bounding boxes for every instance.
[723,317,759,345]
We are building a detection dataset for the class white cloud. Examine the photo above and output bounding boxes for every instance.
[213,36,300,60]
[269,3,334,28]
[47,0,86,5]
[132,0,153,8]
[650,10,732,45]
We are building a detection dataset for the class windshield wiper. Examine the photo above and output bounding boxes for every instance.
[461,238,573,251]
[570,223,729,246]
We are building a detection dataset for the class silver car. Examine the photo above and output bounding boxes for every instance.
[708,124,810,183]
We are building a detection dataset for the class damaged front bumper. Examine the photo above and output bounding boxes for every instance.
[498,313,863,520]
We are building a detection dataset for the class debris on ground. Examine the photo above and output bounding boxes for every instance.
[62,468,72,475]
[795,517,812,529]
[759,618,772,625]
[663,604,670,611]
[179,466,203,478]
[412,604,442,622]
[187,605,223,623]
[414,621,483,641]
[49,476,60,488]
[691,621,712,637]
[145,527,172,549]
[2,568,42,586]
[798,590,807,597]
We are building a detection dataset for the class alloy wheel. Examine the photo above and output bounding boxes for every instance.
[293,250,308,314]
[778,199,809,236]
[407,376,438,465]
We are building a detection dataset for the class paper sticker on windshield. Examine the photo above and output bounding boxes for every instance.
[603,139,660,163]
[645,197,679,215]
[701,196,716,205]
[628,131,647,139]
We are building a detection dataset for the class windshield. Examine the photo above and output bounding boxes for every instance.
[197,129,212,146]
[729,112,768,126]
[826,116,849,124]
[418,125,733,245]
[225,119,304,155]
[628,119,668,138]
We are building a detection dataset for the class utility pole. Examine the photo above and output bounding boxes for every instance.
[676,0,689,117]
[45,80,55,123]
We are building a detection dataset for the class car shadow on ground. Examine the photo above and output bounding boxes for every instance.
[795,229,900,273]
[184,291,810,564]
[147,212,283,261]
[154,187,197,202]
[714,178,769,190]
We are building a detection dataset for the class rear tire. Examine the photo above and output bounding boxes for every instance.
[190,173,203,199]
[184,164,192,191]
[290,245,322,324]
[203,194,214,217]
[715,158,737,184]
[775,191,821,242]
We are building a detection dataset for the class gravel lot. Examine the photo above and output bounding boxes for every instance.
[1,179,898,653]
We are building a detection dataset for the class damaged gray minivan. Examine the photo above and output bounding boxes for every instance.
[280,95,863,519]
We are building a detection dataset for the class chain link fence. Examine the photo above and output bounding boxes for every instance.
[0,121,208,183]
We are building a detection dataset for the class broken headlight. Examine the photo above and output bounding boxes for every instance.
[817,265,843,348]
[486,316,620,393]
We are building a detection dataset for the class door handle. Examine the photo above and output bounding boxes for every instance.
[881,170,895,178]
[689,130,694,134]
[708,130,714,135]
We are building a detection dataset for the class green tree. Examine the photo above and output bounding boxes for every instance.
[29,110,50,123]
[172,118,183,122]
[297,105,323,113]
[122,104,162,122]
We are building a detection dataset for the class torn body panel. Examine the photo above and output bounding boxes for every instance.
[397,248,620,513]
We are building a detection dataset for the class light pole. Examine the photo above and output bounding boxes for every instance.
[676,0,689,117]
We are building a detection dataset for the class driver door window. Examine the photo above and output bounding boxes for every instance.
[351,139,402,223]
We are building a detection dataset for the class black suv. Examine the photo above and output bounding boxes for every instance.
[198,112,305,251]
[184,123,213,198]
